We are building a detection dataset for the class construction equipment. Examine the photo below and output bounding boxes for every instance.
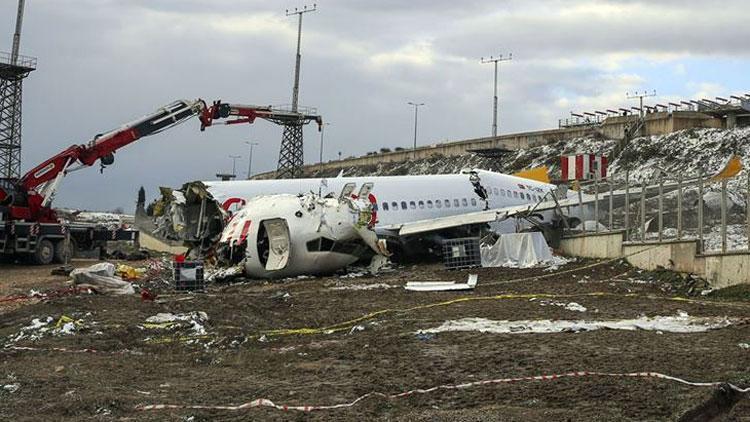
[0,98,322,264]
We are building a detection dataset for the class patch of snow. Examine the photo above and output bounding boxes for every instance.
[538,300,587,312]
[419,313,734,335]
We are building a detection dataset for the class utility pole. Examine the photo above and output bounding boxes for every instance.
[245,141,258,179]
[287,4,316,113]
[408,102,424,159]
[277,4,317,179]
[319,122,330,171]
[229,155,241,178]
[481,53,512,138]
[626,90,656,118]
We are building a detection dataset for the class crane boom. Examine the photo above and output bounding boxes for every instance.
[0,98,323,223]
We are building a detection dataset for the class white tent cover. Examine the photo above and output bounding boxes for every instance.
[481,232,554,268]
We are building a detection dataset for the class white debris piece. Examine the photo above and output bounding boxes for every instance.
[330,283,395,291]
[739,343,750,350]
[144,312,209,335]
[481,232,568,269]
[419,313,734,335]
[3,383,20,393]
[405,274,478,292]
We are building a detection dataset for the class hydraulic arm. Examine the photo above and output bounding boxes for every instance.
[0,99,322,223]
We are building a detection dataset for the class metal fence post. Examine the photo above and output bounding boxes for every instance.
[658,176,663,242]
[608,179,614,231]
[677,173,683,240]
[594,178,599,233]
[721,178,727,253]
[698,171,704,253]
[624,171,630,240]
[640,183,647,242]
[578,184,584,231]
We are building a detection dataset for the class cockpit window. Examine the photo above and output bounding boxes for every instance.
[306,237,336,252]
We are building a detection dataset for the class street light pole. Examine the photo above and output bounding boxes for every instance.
[481,53,512,137]
[245,141,259,179]
[319,122,330,172]
[229,155,241,178]
[407,102,424,158]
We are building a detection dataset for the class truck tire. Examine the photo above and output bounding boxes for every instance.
[53,238,76,264]
[33,238,55,265]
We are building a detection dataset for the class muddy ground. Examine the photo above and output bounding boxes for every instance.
[1,258,749,421]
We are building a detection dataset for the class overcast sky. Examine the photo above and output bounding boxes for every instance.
[1,0,748,211]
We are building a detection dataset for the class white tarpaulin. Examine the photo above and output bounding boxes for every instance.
[481,232,554,268]
[69,263,135,295]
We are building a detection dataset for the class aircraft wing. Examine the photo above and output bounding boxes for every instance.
[385,182,681,237]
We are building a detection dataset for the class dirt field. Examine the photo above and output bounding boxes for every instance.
[1,258,749,421]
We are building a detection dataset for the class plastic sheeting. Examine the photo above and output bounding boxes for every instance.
[69,263,135,295]
[481,232,554,268]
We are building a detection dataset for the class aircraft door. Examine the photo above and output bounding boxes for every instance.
[260,219,291,271]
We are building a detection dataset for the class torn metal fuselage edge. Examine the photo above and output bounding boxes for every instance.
[153,181,389,278]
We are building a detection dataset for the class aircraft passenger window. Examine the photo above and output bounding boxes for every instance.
[493,188,499,195]
[532,195,537,202]
[526,193,532,200]
[445,199,451,208]
[382,202,389,211]
[418,200,424,209]
[401,201,407,210]
[462,198,468,207]
[454,199,460,207]
[513,191,518,198]
[391,201,398,210]
[427,200,433,208]
[409,201,416,209]
[506,190,512,197]
[471,198,477,206]
[501,190,506,197]
[436,200,442,208]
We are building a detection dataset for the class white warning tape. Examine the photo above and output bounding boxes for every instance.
[135,371,750,412]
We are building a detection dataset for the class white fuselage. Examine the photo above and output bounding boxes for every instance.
[202,170,565,233]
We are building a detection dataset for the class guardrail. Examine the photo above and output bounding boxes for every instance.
[567,170,750,254]
[0,51,37,69]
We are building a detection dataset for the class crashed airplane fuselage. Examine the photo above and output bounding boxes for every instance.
[154,170,574,273]
[217,194,389,278]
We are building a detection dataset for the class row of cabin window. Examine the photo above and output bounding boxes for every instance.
[382,198,477,211]
[381,189,541,212]
[486,187,540,202]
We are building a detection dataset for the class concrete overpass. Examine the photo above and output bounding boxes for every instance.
[253,110,726,179]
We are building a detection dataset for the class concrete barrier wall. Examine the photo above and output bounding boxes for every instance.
[703,253,750,289]
[622,240,701,273]
[559,231,624,259]
[561,232,749,289]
